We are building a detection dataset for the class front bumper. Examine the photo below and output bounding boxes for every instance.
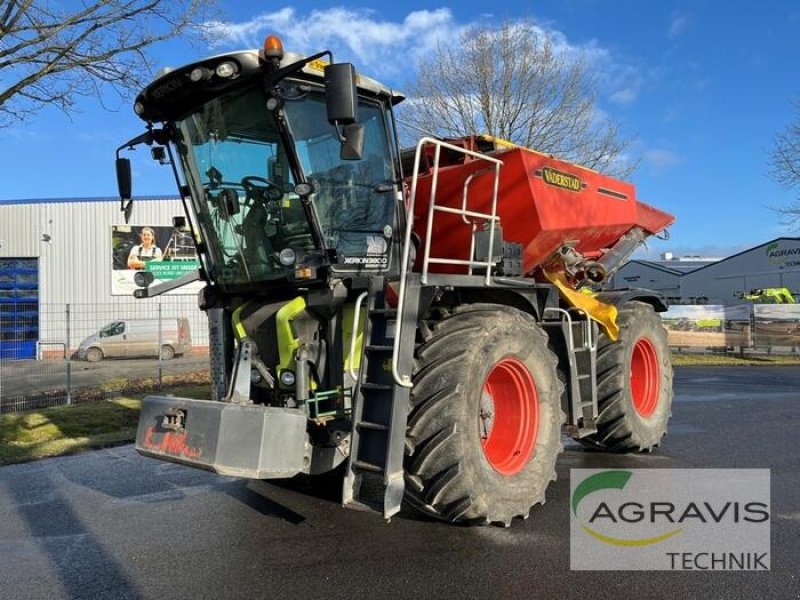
[135,395,310,479]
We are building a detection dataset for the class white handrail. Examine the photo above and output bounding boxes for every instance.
[348,291,368,382]
[392,138,504,388]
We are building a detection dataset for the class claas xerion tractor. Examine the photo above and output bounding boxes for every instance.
[115,35,675,526]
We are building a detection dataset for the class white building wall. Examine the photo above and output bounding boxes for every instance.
[0,197,208,349]
[611,261,682,300]
[681,238,800,304]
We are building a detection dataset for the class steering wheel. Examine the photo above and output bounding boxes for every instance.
[241,176,282,205]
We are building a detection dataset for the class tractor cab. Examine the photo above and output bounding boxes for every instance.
[116,37,405,293]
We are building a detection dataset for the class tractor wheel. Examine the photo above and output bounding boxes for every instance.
[405,304,563,526]
[85,347,103,362]
[579,301,673,452]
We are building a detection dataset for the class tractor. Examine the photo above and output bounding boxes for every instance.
[737,288,796,304]
[115,35,675,526]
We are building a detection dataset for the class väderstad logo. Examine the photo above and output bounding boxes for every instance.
[571,470,682,547]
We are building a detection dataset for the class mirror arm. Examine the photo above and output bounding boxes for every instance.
[115,126,169,223]
[263,50,333,82]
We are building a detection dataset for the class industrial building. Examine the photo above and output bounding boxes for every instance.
[611,238,800,304]
[0,196,207,359]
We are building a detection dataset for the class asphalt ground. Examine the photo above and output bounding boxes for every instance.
[0,355,209,400]
[0,366,797,599]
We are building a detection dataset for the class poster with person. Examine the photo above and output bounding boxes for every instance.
[111,225,202,296]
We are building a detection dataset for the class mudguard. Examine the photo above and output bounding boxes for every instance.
[595,288,669,313]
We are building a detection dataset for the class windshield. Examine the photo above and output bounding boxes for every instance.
[176,86,309,286]
[175,81,396,287]
[284,88,395,268]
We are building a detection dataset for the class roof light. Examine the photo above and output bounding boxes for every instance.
[189,67,211,82]
[215,61,238,78]
[263,35,284,62]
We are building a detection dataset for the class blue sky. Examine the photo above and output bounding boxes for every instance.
[1,0,799,259]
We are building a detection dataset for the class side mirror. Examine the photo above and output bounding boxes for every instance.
[116,157,134,222]
[324,63,358,124]
[341,123,364,161]
[116,157,132,200]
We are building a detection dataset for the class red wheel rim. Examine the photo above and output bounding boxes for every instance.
[630,338,660,417]
[479,357,539,475]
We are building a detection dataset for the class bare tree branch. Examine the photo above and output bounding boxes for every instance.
[768,100,800,227]
[0,0,218,125]
[398,19,636,178]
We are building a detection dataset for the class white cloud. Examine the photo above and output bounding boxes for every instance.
[610,86,639,105]
[643,148,682,171]
[203,7,460,80]
[202,7,641,101]
[668,10,693,38]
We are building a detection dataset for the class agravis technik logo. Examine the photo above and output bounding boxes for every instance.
[570,469,770,571]
[571,470,682,547]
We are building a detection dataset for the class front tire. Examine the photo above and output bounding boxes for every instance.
[85,347,103,362]
[579,301,673,452]
[405,305,563,525]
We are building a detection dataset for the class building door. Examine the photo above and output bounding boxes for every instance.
[0,258,39,359]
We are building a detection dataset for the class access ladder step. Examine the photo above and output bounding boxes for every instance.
[351,460,384,474]
[357,421,389,432]
[360,382,393,391]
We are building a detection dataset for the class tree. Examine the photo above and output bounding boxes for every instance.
[399,20,635,177]
[0,0,216,125]
[769,100,800,226]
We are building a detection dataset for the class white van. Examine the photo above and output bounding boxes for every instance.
[77,318,191,361]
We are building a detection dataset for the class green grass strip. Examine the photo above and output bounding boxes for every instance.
[0,384,211,466]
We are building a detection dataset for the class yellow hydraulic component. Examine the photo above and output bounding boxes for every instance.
[231,302,250,341]
[276,296,308,375]
[342,303,366,375]
[543,267,619,341]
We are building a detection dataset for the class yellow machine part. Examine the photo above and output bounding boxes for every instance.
[342,303,366,374]
[275,297,307,374]
[542,267,620,341]
[230,297,315,390]
[232,297,367,389]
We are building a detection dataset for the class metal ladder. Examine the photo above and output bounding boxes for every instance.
[342,276,421,519]
[546,307,599,436]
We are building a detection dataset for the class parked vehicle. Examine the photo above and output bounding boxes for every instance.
[77,318,191,361]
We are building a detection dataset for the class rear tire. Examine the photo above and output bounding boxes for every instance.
[405,304,563,526]
[159,345,175,361]
[579,301,673,452]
